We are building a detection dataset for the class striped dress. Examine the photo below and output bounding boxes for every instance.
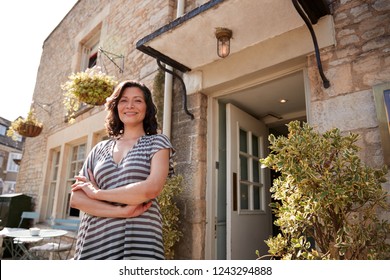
[73,134,175,260]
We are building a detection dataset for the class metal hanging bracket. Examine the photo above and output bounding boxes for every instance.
[98,47,125,73]
[292,0,330,88]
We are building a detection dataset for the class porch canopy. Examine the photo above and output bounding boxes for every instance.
[136,0,330,73]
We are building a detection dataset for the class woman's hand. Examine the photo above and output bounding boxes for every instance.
[119,201,153,218]
[70,188,152,218]
[72,169,100,199]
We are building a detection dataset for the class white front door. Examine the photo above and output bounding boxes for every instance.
[226,103,272,259]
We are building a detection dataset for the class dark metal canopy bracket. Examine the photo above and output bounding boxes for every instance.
[157,59,195,120]
[292,0,330,88]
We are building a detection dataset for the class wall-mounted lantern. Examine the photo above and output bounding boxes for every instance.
[215,27,233,58]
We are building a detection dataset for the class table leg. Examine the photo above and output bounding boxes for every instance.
[3,238,38,260]
[13,241,39,260]
[3,237,24,259]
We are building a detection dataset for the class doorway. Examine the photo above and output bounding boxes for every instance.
[214,70,307,259]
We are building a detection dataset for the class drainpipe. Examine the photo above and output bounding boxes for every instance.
[163,66,173,138]
[163,0,185,138]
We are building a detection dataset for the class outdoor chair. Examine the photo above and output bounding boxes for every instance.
[17,211,40,228]
[9,211,43,259]
[29,218,80,260]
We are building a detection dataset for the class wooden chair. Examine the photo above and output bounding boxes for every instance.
[29,218,80,260]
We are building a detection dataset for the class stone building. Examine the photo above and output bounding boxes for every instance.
[0,117,24,194]
[15,0,390,259]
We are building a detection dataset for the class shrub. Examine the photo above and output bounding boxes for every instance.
[158,175,184,259]
[259,121,390,259]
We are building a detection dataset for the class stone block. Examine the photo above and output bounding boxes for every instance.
[311,90,377,132]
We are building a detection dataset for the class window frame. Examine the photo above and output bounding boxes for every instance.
[238,128,265,214]
[373,82,390,166]
[0,124,7,136]
[6,152,22,172]
[64,142,87,218]
[80,31,100,71]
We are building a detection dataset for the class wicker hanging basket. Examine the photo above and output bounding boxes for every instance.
[7,109,43,140]
[16,123,43,137]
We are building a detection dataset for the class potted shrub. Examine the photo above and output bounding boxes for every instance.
[7,109,43,139]
[61,66,118,120]
[259,121,390,260]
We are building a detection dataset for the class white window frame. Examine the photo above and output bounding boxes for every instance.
[80,31,100,71]
[64,143,87,218]
[6,152,22,172]
[0,124,7,136]
[46,149,61,219]
[3,181,16,194]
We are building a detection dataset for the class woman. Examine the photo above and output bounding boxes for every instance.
[70,80,175,259]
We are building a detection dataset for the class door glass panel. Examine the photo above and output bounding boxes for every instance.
[46,150,60,219]
[240,183,249,210]
[253,185,260,210]
[240,155,248,180]
[78,144,86,160]
[66,143,86,218]
[252,135,259,157]
[239,129,247,153]
[253,159,259,183]
[239,129,264,212]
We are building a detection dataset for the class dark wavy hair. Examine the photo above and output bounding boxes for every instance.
[105,80,158,137]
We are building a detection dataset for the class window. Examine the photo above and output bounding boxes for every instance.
[0,124,6,136]
[3,181,16,194]
[80,31,100,71]
[46,150,61,219]
[373,82,390,166]
[239,129,265,212]
[68,30,101,118]
[0,124,22,141]
[6,153,22,172]
[65,143,87,217]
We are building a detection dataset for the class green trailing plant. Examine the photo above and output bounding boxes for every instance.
[158,175,184,259]
[259,121,390,260]
[7,109,43,140]
[62,66,118,121]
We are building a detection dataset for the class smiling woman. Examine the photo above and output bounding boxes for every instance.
[69,80,176,260]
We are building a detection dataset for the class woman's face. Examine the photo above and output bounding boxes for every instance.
[117,86,147,127]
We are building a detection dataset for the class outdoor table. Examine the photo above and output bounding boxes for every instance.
[4,229,67,260]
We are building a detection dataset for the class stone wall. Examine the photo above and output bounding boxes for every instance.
[309,0,389,167]
[170,79,208,259]
[308,0,390,204]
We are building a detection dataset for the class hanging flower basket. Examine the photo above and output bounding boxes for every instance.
[16,122,43,137]
[7,109,43,140]
[62,67,118,120]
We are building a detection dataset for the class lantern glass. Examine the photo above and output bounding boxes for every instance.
[217,38,230,58]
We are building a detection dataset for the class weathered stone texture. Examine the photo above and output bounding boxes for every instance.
[170,78,208,258]
[309,0,390,169]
